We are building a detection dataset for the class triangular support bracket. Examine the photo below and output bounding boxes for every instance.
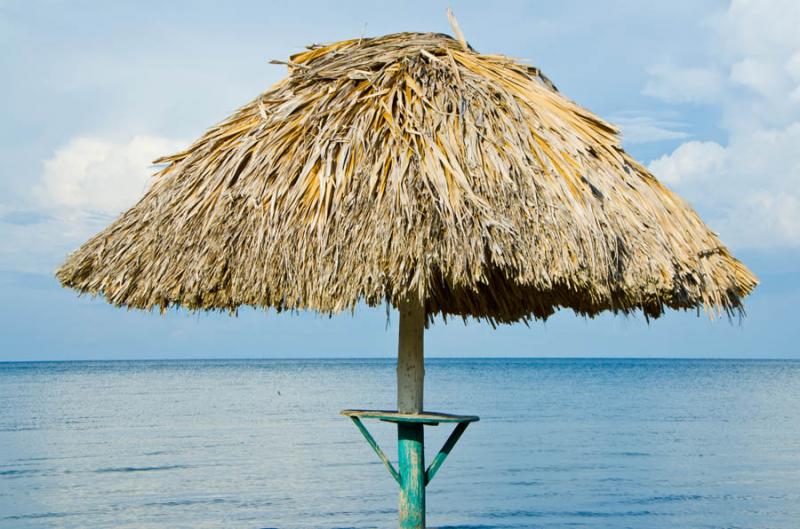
[342,409,479,488]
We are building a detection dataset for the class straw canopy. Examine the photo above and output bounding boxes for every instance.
[57,32,757,323]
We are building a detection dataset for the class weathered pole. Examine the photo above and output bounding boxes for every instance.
[341,297,475,526]
[396,298,425,529]
[397,298,425,413]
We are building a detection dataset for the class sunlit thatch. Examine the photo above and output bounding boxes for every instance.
[56,32,757,323]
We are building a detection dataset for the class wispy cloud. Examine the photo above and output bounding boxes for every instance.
[642,64,724,104]
[611,113,689,144]
[0,209,50,226]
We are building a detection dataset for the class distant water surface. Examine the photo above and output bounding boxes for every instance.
[1,358,799,529]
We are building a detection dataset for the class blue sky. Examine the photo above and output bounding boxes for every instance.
[1,0,798,360]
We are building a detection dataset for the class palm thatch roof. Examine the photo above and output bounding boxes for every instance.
[56,31,757,324]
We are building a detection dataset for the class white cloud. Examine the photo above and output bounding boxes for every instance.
[648,141,726,185]
[645,0,800,248]
[730,58,782,97]
[649,128,800,247]
[35,135,184,216]
[0,135,183,274]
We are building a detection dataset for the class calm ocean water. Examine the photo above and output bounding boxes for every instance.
[1,358,799,529]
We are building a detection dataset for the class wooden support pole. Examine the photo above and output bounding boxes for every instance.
[396,297,425,529]
[397,298,425,414]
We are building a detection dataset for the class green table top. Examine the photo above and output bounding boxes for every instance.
[340,409,480,424]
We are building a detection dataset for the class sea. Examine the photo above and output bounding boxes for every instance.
[1,358,799,529]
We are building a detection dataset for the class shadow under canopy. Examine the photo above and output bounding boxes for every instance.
[56,24,757,529]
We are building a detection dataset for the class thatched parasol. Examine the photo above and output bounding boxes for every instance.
[57,19,757,529]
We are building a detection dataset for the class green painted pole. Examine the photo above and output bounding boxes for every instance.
[398,422,425,529]
[396,297,426,529]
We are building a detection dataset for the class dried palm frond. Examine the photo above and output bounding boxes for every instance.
[56,32,757,324]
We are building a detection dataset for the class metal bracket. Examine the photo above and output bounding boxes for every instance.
[424,421,470,485]
[346,414,475,487]
[349,416,401,485]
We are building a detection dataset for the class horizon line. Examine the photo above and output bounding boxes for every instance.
[1,356,798,364]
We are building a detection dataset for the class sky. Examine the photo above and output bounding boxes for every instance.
[1,0,799,360]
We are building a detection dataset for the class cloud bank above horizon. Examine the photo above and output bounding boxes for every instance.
[0,0,798,360]
[3,0,796,274]
[646,0,800,248]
